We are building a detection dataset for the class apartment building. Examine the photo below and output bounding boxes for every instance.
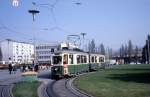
[0,39,34,64]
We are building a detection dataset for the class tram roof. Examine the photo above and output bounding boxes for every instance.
[54,49,88,54]
[54,50,105,56]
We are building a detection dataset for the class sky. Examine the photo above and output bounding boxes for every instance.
[0,0,150,50]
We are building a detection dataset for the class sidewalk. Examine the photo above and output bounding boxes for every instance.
[0,69,21,81]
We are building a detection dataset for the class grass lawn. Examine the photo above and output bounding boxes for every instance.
[13,81,40,97]
[74,64,150,97]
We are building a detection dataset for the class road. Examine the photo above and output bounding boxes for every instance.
[0,69,91,97]
[0,69,22,97]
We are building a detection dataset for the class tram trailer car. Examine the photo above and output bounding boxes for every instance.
[51,50,105,79]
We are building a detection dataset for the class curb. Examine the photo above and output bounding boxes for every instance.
[71,77,94,97]
[66,72,94,97]
[69,77,94,97]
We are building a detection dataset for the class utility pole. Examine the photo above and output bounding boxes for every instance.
[28,2,40,22]
[81,33,86,39]
[80,33,86,51]
[28,2,40,66]
[148,39,150,64]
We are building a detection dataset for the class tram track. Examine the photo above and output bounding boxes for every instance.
[0,74,22,97]
[0,85,13,97]
[43,78,90,97]
[46,80,59,97]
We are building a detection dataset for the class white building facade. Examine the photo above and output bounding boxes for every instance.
[35,42,80,65]
[0,39,34,64]
[36,43,59,65]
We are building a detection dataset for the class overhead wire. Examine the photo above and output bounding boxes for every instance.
[0,20,54,43]
[0,0,82,45]
[35,0,77,35]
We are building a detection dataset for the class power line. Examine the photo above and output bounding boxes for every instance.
[0,20,56,43]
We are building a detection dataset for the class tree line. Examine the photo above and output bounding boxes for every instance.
[88,39,113,60]
[142,34,150,64]
[88,39,142,64]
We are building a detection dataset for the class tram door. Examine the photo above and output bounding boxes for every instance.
[63,54,68,75]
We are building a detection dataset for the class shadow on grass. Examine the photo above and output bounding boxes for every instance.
[107,72,150,84]
[107,68,150,71]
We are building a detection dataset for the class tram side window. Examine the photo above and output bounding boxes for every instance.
[95,56,97,63]
[100,57,104,62]
[99,57,101,63]
[81,55,84,63]
[92,56,94,63]
[84,56,87,63]
[63,54,68,64]
[77,55,81,64]
[69,54,73,64]
[102,57,104,62]
[53,56,62,64]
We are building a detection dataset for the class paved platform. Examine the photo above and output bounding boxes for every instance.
[0,69,21,81]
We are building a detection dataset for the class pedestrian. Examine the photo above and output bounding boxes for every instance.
[8,63,12,74]
[22,64,26,72]
[34,65,39,72]
[12,63,16,74]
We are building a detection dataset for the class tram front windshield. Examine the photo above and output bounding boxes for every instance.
[53,56,62,64]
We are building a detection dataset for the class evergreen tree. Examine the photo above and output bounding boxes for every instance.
[0,47,2,61]
[128,40,133,63]
[120,44,125,57]
[108,48,113,59]
[142,34,150,64]
[135,46,139,64]
[100,43,105,55]
[124,44,128,57]
[88,39,96,53]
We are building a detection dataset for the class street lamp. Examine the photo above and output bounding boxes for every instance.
[28,10,40,22]
[80,33,86,51]
[28,2,40,66]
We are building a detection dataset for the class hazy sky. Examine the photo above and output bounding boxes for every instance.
[0,0,150,50]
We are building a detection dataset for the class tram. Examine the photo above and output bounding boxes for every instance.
[51,50,105,79]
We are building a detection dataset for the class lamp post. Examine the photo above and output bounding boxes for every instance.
[80,33,86,51]
[28,10,40,22]
[28,2,40,66]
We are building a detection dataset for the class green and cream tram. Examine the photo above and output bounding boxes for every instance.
[51,50,105,79]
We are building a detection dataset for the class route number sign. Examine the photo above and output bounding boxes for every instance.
[12,0,19,7]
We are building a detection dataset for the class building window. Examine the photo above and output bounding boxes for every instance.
[51,48,54,52]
